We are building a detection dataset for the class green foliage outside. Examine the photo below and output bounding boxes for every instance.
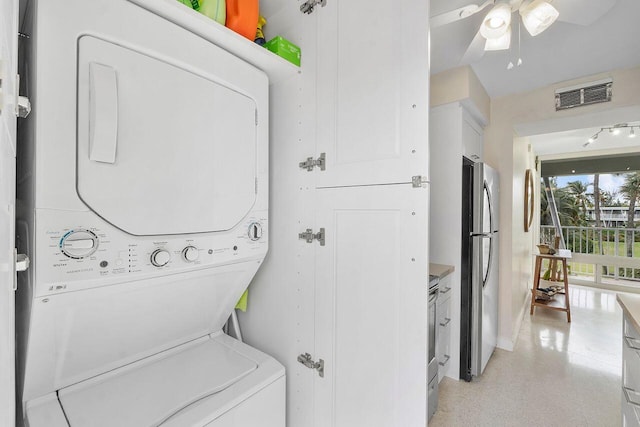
[541,172,640,281]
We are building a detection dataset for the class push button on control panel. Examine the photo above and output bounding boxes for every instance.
[60,229,99,259]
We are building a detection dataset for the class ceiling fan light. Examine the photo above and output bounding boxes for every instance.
[480,3,512,39]
[485,26,512,51]
[520,0,559,37]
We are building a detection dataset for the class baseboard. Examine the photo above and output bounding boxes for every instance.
[496,336,513,352]
[496,291,529,352]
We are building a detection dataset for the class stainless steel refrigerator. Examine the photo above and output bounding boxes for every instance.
[460,159,499,381]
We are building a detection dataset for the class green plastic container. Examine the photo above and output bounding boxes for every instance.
[265,36,301,67]
[176,0,200,10]
[199,0,225,25]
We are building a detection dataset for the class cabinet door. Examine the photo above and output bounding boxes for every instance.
[0,1,18,425]
[315,0,429,188]
[313,184,428,427]
[462,110,483,162]
[436,295,452,382]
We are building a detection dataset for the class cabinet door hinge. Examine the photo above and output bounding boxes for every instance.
[412,175,428,188]
[298,228,325,246]
[299,152,325,172]
[297,353,324,377]
[300,0,326,14]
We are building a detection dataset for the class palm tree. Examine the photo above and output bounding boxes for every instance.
[601,190,620,206]
[566,180,591,219]
[593,173,602,256]
[619,172,640,257]
[593,174,601,228]
[540,181,582,226]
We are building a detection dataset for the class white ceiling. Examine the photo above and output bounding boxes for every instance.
[430,0,640,98]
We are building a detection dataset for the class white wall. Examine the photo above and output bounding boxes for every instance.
[485,65,640,350]
[431,66,490,125]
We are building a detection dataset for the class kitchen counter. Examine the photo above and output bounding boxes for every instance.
[617,293,640,332]
[430,263,454,279]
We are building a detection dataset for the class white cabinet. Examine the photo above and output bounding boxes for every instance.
[0,1,18,426]
[239,0,430,425]
[315,0,430,188]
[314,184,428,427]
[436,274,453,382]
[622,315,640,426]
[462,109,483,162]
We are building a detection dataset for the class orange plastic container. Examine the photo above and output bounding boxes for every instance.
[225,0,259,40]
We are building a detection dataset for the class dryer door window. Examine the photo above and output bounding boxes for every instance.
[77,36,258,236]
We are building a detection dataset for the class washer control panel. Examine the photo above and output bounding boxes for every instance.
[36,210,268,295]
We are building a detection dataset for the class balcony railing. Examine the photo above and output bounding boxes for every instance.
[540,225,640,285]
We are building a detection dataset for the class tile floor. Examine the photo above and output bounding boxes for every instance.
[430,285,623,427]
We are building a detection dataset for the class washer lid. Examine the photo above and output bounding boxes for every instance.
[76,36,260,236]
[58,337,257,427]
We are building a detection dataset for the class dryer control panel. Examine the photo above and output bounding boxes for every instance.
[35,209,268,296]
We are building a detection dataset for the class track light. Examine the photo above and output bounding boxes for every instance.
[583,123,640,148]
[583,132,599,147]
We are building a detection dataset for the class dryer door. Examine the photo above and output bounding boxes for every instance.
[77,36,258,236]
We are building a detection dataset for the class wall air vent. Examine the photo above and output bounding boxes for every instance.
[555,78,612,111]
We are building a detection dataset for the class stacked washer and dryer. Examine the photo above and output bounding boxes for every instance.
[15,0,284,425]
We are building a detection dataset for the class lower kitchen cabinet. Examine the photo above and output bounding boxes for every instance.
[618,295,640,426]
[436,273,453,382]
[623,315,640,426]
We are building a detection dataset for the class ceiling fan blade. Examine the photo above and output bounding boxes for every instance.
[460,29,487,64]
[552,0,618,26]
[431,0,494,29]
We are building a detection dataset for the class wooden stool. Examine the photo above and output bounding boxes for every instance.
[530,249,572,322]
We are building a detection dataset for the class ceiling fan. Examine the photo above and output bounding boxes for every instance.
[431,0,618,64]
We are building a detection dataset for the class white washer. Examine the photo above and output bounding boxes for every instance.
[16,0,283,425]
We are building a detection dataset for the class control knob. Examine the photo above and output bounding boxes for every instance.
[150,249,171,267]
[60,229,99,259]
[248,222,263,241]
[182,246,199,262]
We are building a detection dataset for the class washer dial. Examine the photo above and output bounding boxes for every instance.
[182,246,199,262]
[60,229,99,259]
[150,249,171,267]
[248,222,263,241]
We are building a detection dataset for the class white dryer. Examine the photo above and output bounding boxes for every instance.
[16,0,283,425]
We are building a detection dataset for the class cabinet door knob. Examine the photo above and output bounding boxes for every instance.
[439,317,451,327]
[438,354,451,366]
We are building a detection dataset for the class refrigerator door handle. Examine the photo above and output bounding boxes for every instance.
[470,232,492,237]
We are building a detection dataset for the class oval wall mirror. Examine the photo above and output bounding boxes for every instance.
[524,169,534,232]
